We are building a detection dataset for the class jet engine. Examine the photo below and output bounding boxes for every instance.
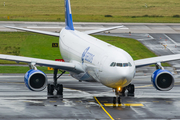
[151,69,174,91]
[24,69,47,91]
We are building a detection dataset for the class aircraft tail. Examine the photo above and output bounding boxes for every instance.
[65,0,74,30]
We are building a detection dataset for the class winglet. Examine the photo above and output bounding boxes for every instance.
[65,0,74,30]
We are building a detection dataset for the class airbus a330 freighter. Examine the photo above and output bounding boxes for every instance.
[3,0,180,103]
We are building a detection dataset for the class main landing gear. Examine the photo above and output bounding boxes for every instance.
[47,69,66,96]
[113,84,135,104]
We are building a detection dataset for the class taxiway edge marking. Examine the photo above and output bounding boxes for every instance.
[94,96,114,120]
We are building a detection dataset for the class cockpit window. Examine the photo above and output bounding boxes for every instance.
[110,62,116,67]
[110,62,132,67]
[128,62,132,67]
[110,62,113,66]
[123,63,128,67]
[116,63,122,67]
[112,62,116,66]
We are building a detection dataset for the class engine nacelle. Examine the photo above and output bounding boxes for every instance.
[151,69,174,91]
[24,69,47,91]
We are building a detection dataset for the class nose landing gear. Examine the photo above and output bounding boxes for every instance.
[113,84,135,104]
[113,87,125,104]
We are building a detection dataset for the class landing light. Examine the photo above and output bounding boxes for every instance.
[118,87,121,91]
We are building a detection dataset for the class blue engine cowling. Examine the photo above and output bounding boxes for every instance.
[151,69,174,91]
[24,69,47,91]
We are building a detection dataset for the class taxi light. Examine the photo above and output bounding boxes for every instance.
[118,87,121,91]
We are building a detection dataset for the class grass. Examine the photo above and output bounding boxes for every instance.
[0,32,169,73]
[0,32,60,63]
[0,32,61,73]
[93,35,156,60]
[1,0,180,22]
[93,35,170,67]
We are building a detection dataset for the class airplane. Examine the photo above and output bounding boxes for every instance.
[3,0,180,103]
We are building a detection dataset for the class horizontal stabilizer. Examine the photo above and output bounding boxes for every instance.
[5,26,60,37]
[83,26,128,34]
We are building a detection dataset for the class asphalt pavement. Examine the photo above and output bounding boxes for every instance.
[1,21,180,33]
[0,74,180,119]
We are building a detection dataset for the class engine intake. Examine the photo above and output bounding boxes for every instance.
[151,69,174,91]
[24,69,47,91]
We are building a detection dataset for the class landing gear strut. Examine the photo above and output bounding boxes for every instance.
[47,69,65,96]
[113,87,125,104]
[113,84,135,104]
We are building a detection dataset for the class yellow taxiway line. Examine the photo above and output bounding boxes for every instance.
[94,96,114,120]
[104,103,144,107]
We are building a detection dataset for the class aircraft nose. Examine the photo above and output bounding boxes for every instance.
[120,68,133,79]
[114,68,135,87]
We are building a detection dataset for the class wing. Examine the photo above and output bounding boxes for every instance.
[0,54,84,73]
[134,54,180,68]
[5,26,59,37]
[83,26,128,35]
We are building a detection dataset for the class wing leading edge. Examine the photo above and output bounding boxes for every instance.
[134,54,180,68]
[0,54,84,73]
[5,26,60,37]
[83,26,128,35]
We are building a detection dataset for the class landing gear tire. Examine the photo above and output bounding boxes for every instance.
[118,97,121,104]
[128,84,135,94]
[48,84,54,95]
[56,84,63,95]
[127,84,135,96]
[113,96,121,105]
[113,97,116,104]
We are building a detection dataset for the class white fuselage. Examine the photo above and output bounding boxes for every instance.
[59,28,136,89]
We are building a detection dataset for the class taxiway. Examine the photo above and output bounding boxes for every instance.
[1,21,180,33]
[0,74,180,119]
